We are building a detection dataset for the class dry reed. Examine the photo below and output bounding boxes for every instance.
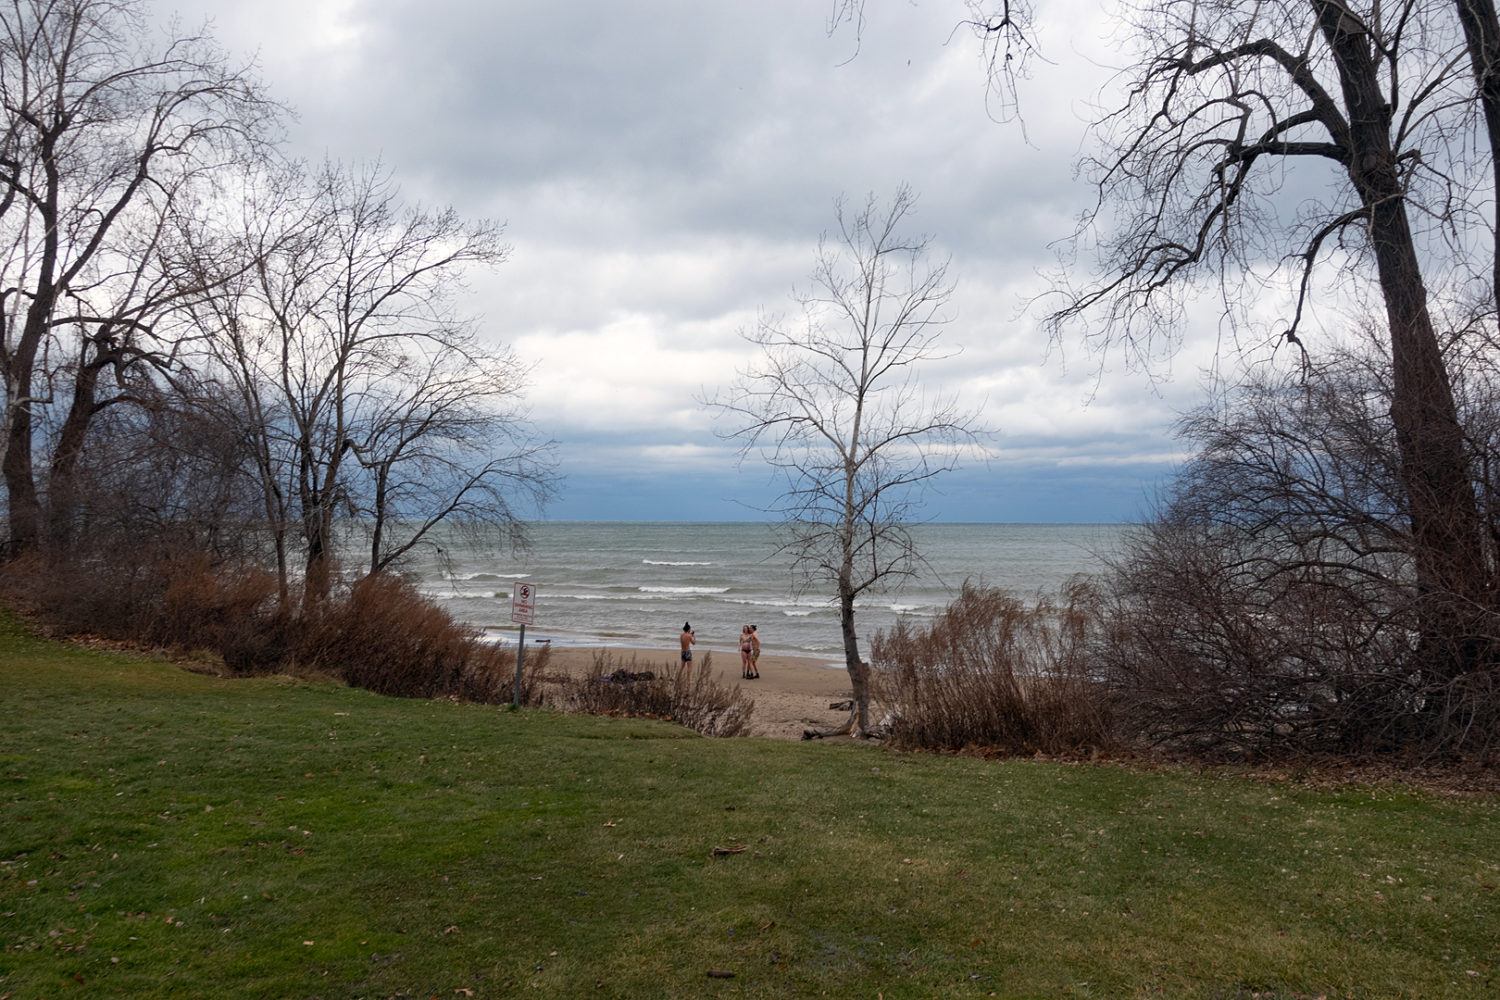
[871,581,1115,756]
[550,650,755,737]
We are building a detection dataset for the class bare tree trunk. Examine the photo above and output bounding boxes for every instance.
[299,444,337,605]
[838,579,873,736]
[46,334,115,555]
[2,408,41,557]
[1317,0,1492,674]
[4,296,54,557]
[368,462,389,577]
[1454,0,1500,312]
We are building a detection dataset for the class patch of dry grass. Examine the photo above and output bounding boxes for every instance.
[549,649,755,737]
[872,581,1115,755]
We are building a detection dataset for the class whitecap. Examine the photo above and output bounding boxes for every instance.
[642,559,713,567]
[541,592,633,602]
[724,596,831,609]
[638,586,730,595]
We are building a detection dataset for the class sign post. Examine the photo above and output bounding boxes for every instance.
[510,582,536,707]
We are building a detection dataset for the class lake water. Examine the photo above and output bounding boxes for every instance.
[405,522,1126,662]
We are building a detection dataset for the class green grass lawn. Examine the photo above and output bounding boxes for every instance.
[3,612,1497,999]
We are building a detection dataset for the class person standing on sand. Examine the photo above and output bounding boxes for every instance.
[748,624,761,679]
[739,625,756,679]
[681,622,696,666]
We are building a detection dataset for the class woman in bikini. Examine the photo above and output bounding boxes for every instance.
[739,625,756,679]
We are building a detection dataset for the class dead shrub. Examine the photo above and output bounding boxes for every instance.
[1094,520,1500,760]
[0,550,153,638]
[152,554,280,649]
[1091,341,1500,762]
[551,650,754,737]
[871,581,1116,755]
[0,547,281,659]
[296,572,545,704]
[0,544,544,704]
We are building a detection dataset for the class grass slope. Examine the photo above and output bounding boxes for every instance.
[2,612,1497,999]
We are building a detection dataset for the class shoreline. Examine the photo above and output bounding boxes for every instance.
[527,644,859,741]
[482,625,850,668]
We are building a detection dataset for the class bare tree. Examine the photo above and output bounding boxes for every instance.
[830,1,1500,750]
[191,159,554,604]
[1036,0,1499,694]
[0,0,276,557]
[352,336,557,577]
[183,207,299,603]
[56,370,268,564]
[709,187,985,737]
[1099,332,1500,756]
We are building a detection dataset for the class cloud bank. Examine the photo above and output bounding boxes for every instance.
[166,0,1212,521]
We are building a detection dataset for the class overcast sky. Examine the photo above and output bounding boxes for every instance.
[162,0,1222,522]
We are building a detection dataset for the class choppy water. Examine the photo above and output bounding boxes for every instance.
[405,522,1125,662]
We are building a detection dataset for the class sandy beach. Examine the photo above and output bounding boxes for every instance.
[531,643,858,740]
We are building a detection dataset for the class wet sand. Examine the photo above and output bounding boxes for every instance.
[530,643,857,740]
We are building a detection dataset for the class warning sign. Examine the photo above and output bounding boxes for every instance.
[510,582,536,625]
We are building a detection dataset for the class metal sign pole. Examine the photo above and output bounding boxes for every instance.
[514,623,526,708]
[510,581,536,709]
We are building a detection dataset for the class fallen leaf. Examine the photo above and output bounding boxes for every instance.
[711,844,748,856]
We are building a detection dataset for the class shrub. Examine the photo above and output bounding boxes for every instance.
[871,581,1116,756]
[552,650,754,737]
[1093,520,1500,761]
[0,548,543,705]
[0,550,150,639]
[1090,340,1500,761]
[0,548,280,658]
[297,572,544,704]
[152,554,281,649]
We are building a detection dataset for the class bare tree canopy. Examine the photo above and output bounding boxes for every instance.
[0,0,279,556]
[1042,0,1497,685]
[709,186,985,737]
[1097,325,1500,755]
[828,0,1041,122]
[189,159,556,605]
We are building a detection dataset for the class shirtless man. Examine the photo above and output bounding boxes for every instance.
[680,621,696,666]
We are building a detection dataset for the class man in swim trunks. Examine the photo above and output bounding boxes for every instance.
[680,622,696,665]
